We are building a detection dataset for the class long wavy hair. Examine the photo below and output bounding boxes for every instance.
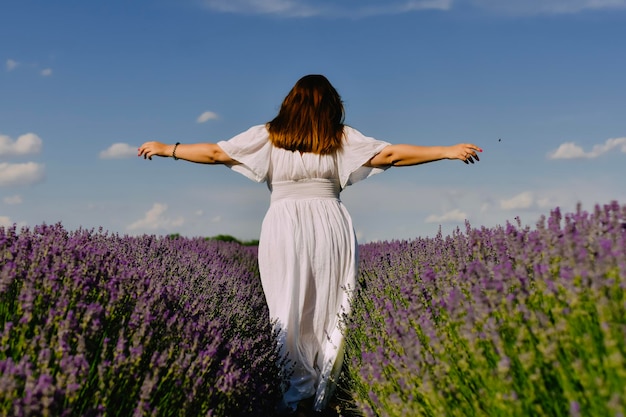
[267,74,345,155]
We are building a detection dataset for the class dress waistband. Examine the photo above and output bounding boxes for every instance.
[271,180,340,202]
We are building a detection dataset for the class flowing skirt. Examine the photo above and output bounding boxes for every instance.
[257,180,357,412]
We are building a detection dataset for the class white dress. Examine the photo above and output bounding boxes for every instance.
[218,125,389,412]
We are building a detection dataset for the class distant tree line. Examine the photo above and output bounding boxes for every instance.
[168,233,259,247]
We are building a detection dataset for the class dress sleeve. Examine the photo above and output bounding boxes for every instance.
[217,125,271,183]
[337,126,391,189]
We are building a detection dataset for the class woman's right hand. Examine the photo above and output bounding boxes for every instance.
[446,143,482,164]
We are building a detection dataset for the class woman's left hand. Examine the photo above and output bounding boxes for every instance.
[138,142,171,160]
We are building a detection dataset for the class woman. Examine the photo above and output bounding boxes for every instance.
[138,74,481,415]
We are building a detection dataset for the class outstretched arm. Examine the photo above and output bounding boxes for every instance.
[138,142,238,165]
[366,143,482,167]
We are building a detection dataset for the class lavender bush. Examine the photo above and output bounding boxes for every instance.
[0,223,284,416]
[345,201,626,417]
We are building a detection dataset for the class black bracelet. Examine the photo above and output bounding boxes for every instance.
[172,142,180,160]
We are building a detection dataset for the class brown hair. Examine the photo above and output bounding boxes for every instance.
[267,74,345,155]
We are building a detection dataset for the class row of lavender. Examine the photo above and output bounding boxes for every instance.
[345,201,626,416]
[0,224,284,416]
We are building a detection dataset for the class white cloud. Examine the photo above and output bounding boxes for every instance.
[6,59,19,71]
[99,143,137,159]
[537,197,554,209]
[127,203,185,232]
[500,191,534,210]
[548,142,586,159]
[3,195,23,205]
[0,162,45,187]
[548,137,626,159]
[0,216,14,228]
[346,0,452,17]
[4,59,56,76]
[199,0,624,17]
[202,0,318,16]
[0,133,43,157]
[197,111,219,123]
[200,0,451,17]
[425,208,467,224]
[469,0,626,14]
[211,215,222,223]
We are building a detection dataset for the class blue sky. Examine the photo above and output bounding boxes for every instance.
[2,0,625,242]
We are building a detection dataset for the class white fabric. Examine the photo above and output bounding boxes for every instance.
[218,125,390,411]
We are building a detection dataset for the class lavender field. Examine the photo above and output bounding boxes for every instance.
[1,201,625,416]
[345,202,626,417]
[0,225,284,416]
